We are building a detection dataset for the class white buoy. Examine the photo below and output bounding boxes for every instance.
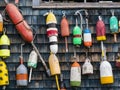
[82,58,93,75]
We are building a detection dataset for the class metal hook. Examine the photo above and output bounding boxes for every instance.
[3,28,6,35]
[21,43,25,57]
[4,0,8,4]
[74,10,84,30]
[62,11,66,17]
[111,10,114,16]
[76,17,78,26]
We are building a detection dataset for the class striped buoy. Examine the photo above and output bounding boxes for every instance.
[16,56,28,86]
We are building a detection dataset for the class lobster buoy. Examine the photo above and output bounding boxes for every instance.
[49,54,61,90]
[100,60,114,84]
[49,54,61,76]
[46,12,57,25]
[0,14,3,32]
[16,56,28,86]
[15,20,33,43]
[28,49,38,82]
[60,12,70,52]
[49,36,58,54]
[73,26,82,46]
[82,58,93,75]
[0,32,10,59]
[47,28,58,37]
[5,3,33,43]
[96,16,106,41]
[110,12,118,42]
[5,3,23,24]
[110,16,118,33]
[0,60,9,86]
[61,16,70,37]
[28,49,38,69]
[83,28,92,47]
[70,61,81,87]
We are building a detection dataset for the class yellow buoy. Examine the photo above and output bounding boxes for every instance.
[100,60,114,84]
[49,53,61,76]
[0,60,9,86]
[49,53,61,90]
[0,31,10,58]
[46,12,57,25]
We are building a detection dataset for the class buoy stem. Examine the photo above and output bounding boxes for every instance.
[65,37,68,52]
[55,75,60,90]
[29,68,33,82]
[31,42,50,77]
[101,41,104,57]
[114,33,117,43]
[2,86,6,90]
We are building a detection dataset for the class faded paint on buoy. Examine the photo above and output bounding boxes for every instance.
[49,54,61,76]
[83,28,92,47]
[110,16,118,33]
[49,36,58,54]
[47,28,58,37]
[70,61,81,87]
[100,60,114,84]
[16,56,28,86]
[28,49,38,68]
[61,17,70,37]
[96,16,106,41]
[0,60,9,86]
[73,26,82,46]
[46,12,57,25]
[82,58,93,75]
[0,32,10,59]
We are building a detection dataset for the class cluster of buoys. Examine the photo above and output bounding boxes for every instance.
[1,0,119,88]
[45,11,61,90]
[96,13,114,84]
[4,0,50,77]
[0,11,10,89]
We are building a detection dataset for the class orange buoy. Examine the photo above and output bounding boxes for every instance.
[60,12,70,52]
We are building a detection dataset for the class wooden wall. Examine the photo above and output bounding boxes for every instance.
[0,0,120,90]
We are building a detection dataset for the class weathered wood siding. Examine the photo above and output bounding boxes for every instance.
[0,0,120,90]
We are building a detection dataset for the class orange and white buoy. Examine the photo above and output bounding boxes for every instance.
[0,14,3,32]
[70,60,81,87]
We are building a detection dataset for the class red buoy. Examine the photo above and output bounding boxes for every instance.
[5,3,23,24]
[15,20,33,43]
[5,2,33,43]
